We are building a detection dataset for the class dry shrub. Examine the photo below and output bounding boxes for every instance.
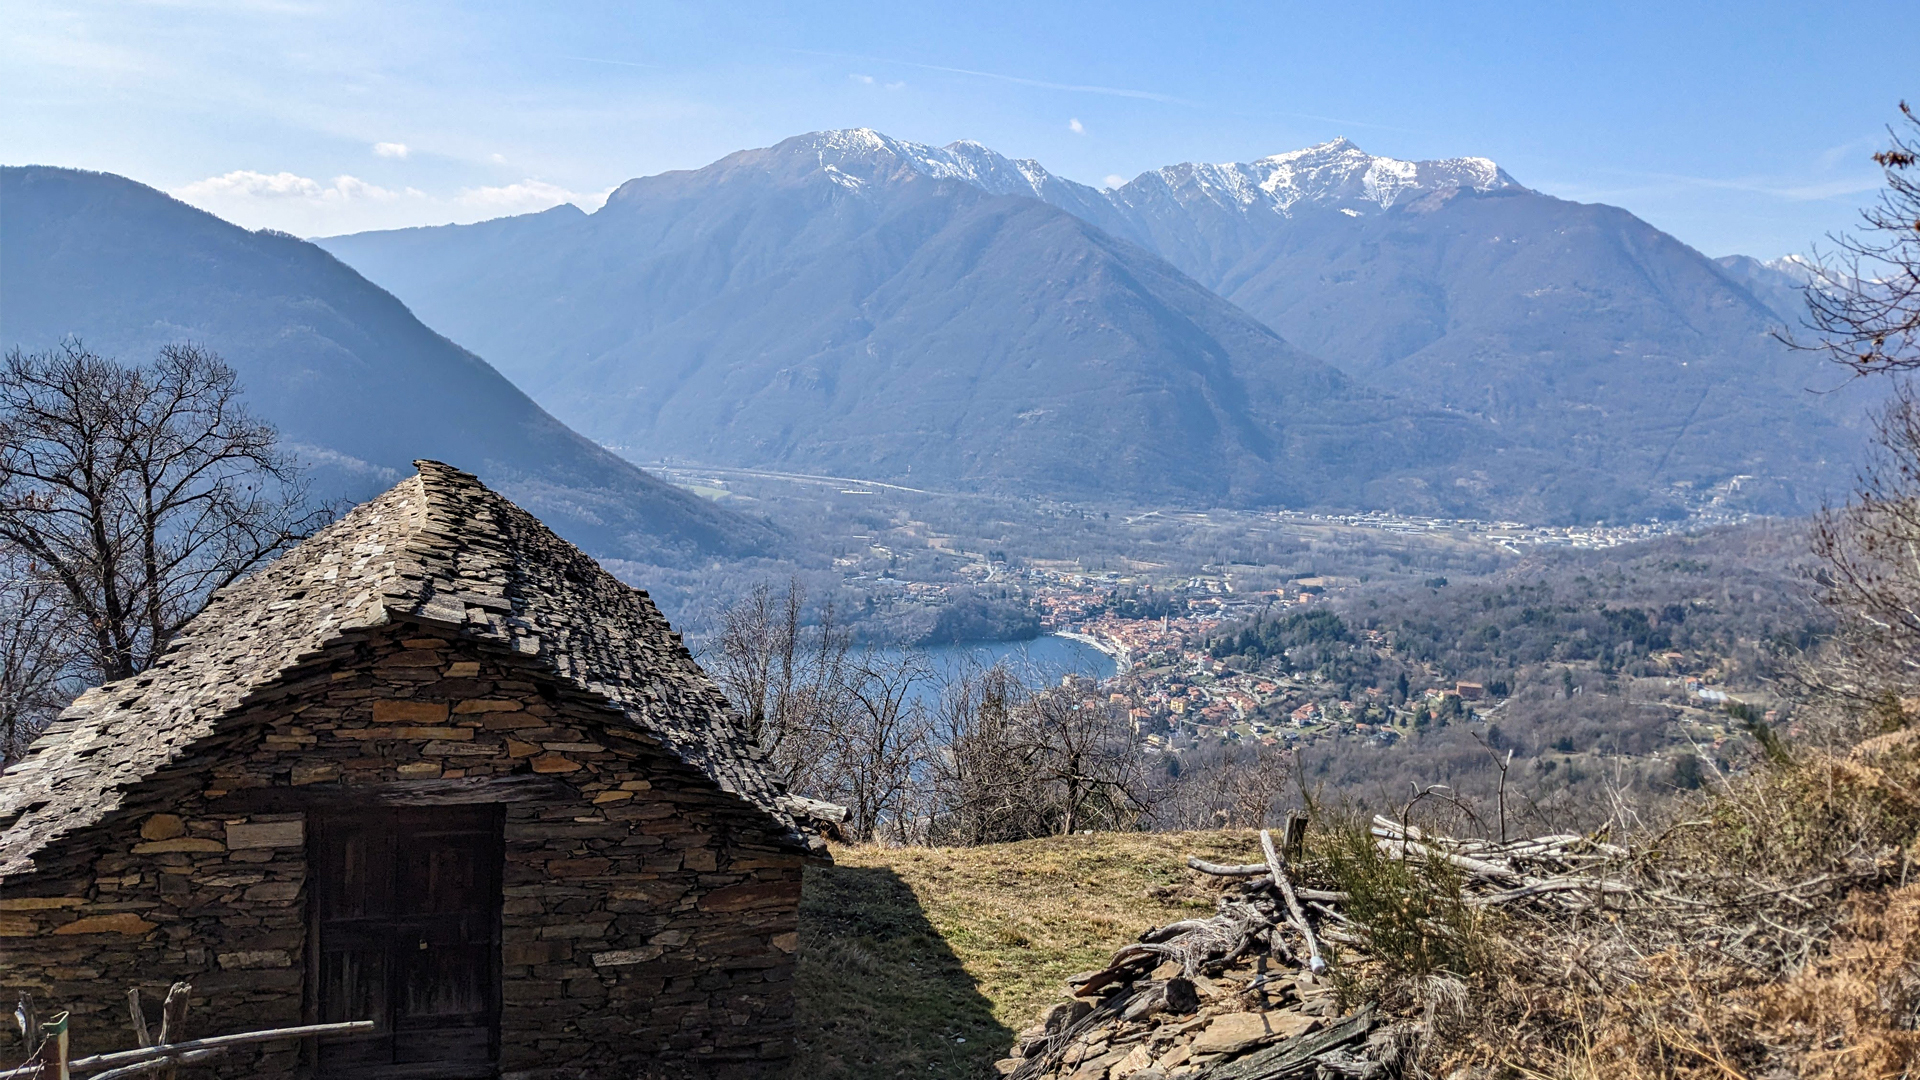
[1383,731,1920,1078]
[1751,884,1920,1079]
[1313,816,1494,1011]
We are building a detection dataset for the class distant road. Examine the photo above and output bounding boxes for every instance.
[637,460,953,497]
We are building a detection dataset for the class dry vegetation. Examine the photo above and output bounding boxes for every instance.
[791,734,1920,1078]
[793,832,1275,1078]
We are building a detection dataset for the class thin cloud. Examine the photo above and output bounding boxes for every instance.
[565,55,650,69]
[789,48,1190,105]
[850,73,874,84]
[456,179,610,214]
[175,170,410,202]
[1553,167,1883,205]
[372,141,409,159]
[1069,118,1085,135]
[1104,174,1128,189]
[791,47,1417,132]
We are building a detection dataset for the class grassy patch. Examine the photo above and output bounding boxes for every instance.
[793,831,1269,1079]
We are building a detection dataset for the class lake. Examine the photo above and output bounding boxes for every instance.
[882,634,1119,706]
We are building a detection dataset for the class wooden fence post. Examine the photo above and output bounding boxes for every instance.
[44,1012,68,1080]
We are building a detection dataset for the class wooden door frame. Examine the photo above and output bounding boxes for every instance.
[304,804,506,1079]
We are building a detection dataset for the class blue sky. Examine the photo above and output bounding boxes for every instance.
[3,0,1912,256]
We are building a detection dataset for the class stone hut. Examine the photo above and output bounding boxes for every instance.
[0,461,824,1079]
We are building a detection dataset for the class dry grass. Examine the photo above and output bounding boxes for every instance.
[1418,729,1920,1079]
[791,735,1920,1079]
[792,831,1269,1079]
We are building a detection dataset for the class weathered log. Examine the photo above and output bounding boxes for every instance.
[1189,857,1270,877]
[123,991,149,1051]
[1263,829,1326,974]
[1374,838,1523,884]
[89,1047,229,1080]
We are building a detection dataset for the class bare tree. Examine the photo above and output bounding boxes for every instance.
[924,668,1157,841]
[1153,739,1295,831]
[708,578,853,791]
[0,342,324,682]
[926,663,1053,844]
[819,649,933,842]
[0,554,80,762]
[1794,102,1920,375]
[1785,105,1920,740]
[1021,677,1156,834]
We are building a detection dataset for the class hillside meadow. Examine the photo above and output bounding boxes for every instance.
[793,832,1272,1078]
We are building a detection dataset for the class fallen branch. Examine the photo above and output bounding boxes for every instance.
[1189,857,1271,877]
[0,1021,376,1080]
[1263,828,1327,974]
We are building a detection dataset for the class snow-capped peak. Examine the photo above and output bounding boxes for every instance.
[792,129,1060,201]
[1129,138,1517,215]
[786,129,1518,223]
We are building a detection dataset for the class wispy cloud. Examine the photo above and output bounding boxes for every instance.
[791,48,1190,105]
[176,170,413,202]
[793,47,1417,133]
[455,179,611,214]
[1069,118,1085,135]
[1104,174,1128,189]
[849,73,874,84]
[564,55,650,69]
[372,141,409,158]
[1550,167,1883,206]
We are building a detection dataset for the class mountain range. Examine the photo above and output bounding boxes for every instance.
[321,131,1870,521]
[0,165,774,564]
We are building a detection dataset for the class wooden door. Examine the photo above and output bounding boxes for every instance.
[311,805,504,1079]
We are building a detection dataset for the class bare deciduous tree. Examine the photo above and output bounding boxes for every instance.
[816,649,933,843]
[1153,739,1296,831]
[708,579,851,789]
[927,663,1052,844]
[1022,677,1155,834]
[0,555,79,762]
[924,668,1157,841]
[1795,102,1920,375]
[0,342,325,682]
[1792,106,1920,740]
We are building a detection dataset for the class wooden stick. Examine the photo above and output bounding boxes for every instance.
[0,1022,375,1080]
[1186,857,1269,877]
[46,1013,68,1080]
[124,991,149,1050]
[1261,828,1326,973]
[154,983,187,1080]
[1282,811,1309,864]
[87,1047,231,1080]
[154,984,187,1049]
[14,994,39,1059]
[1375,837,1523,884]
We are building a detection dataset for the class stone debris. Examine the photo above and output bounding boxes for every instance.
[995,959,1400,1080]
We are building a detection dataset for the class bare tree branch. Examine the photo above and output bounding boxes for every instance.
[0,341,328,683]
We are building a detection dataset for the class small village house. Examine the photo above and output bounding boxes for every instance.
[0,462,824,1079]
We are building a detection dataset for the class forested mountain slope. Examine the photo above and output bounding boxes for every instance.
[317,135,1657,521]
[0,165,772,563]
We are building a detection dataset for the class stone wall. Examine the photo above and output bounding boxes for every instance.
[0,620,807,1079]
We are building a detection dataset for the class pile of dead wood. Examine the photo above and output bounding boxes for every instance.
[995,817,1643,1080]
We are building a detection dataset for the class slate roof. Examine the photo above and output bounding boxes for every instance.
[0,461,804,879]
